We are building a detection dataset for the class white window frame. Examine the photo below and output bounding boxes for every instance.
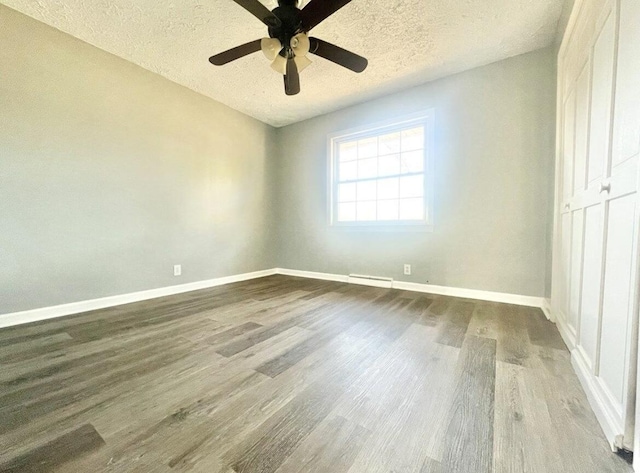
[327,110,435,231]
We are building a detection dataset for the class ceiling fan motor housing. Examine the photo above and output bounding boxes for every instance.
[277,0,300,7]
[269,3,304,57]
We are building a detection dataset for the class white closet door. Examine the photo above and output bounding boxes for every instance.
[611,0,640,452]
[567,8,616,357]
[567,60,591,339]
[558,84,578,329]
[554,0,640,451]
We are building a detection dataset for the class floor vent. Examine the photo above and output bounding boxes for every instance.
[347,274,394,289]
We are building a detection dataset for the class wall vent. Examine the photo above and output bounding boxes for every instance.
[347,274,394,289]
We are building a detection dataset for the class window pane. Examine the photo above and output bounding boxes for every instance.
[339,161,357,182]
[357,180,377,201]
[401,127,424,152]
[338,202,356,222]
[378,154,400,177]
[378,132,401,155]
[339,141,358,162]
[358,137,378,159]
[357,201,377,221]
[401,150,424,174]
[399,198,424,220]
[358,158,377,179]
[332,119,429,225]
[338,183,356,202]
[377,199,399,221]
[378,177,399,200]
[399,175,423,198]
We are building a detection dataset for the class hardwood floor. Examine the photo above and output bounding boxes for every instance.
[0,275,632,473]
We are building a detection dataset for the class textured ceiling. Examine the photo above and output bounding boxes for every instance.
[4,0,564,127]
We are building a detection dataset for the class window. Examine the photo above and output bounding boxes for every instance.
[328,112,434,229]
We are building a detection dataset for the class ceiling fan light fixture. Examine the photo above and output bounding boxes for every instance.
[261,38,282,61]
[210,0,369,95]
[290,33,310,57]
[271,54,288,74]
[294,55,312,72]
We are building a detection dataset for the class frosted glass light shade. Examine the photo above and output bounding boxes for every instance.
[261,38,282,61]
[294,55,312,72]
[290,33,310,56]
[271,54,287,75]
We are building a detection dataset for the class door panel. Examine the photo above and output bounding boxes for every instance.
[587,12,616,184]
[599,194,637,404]
[569,209,585,332]
[612,0,640,167]
[579,204,604,370]
[561,212,573,319]
[574,62,591,195]
[563,90,577,202]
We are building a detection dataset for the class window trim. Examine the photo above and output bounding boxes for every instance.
[327,110,435,231]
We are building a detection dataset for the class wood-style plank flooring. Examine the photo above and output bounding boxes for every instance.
[0,275,632,473]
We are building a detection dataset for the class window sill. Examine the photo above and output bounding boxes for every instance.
[329,223,434,233]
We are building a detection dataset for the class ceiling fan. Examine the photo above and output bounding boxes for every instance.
[209,0,368,96]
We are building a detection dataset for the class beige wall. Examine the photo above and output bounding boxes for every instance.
[274,48,557,297]
[0,5,277,314]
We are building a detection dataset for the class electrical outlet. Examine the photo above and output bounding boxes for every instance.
[404,264,411,275]
[174,265,182,276]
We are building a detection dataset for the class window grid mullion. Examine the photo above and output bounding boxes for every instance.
[339,171,424,185]
[333,121,428,224]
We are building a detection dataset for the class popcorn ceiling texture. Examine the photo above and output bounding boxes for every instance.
[4,0,564,127]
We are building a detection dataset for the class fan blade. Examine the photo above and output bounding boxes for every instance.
[209,39,262,65]
[300,0,353,31]
[309,38,368,73]
[284,57,301,96]
[231,0,281,27]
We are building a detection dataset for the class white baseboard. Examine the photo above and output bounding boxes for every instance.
[0,267,546,330]
[392,280,545,308]
[541,298,554,321]
[0,269,277,329]
[571,344,623,450]
[551,305,623,450]
[275,268,545,309]
[554,308,577,350]
[276,268,349,283]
